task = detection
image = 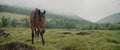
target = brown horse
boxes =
[30,8,46,45]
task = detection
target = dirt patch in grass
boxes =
[25,39,31,42]
[0,29,10,37]
[0,42,35,50]
[76,32,91,35]
[107,39,120,44]
[62,45,76,50]
[60,32,72,35]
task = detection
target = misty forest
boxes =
[0,0,120,50]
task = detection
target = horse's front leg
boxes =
[40,30,45,45]
[31,31,34,44]
[31,26,35,44]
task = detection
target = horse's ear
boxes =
[43,10,46,15]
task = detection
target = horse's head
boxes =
[35,8,46,31]
[35,8,46,21]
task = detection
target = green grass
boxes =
[0,28,120,50]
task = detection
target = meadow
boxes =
[0,28,120,50]
[0,12,120,50]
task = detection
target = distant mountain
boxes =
[97,12,120,23]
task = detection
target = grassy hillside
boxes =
[0,28,120,50]
[0,5,31,15]
[97,12,120,23]
[0,12,28,20]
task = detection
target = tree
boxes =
[64,21,77,29]
[21,18,30,28]
[11,18,18,27]
[1,16,10,27]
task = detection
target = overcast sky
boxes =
[0,0,120,22]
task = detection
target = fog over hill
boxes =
[0,0,120,22]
